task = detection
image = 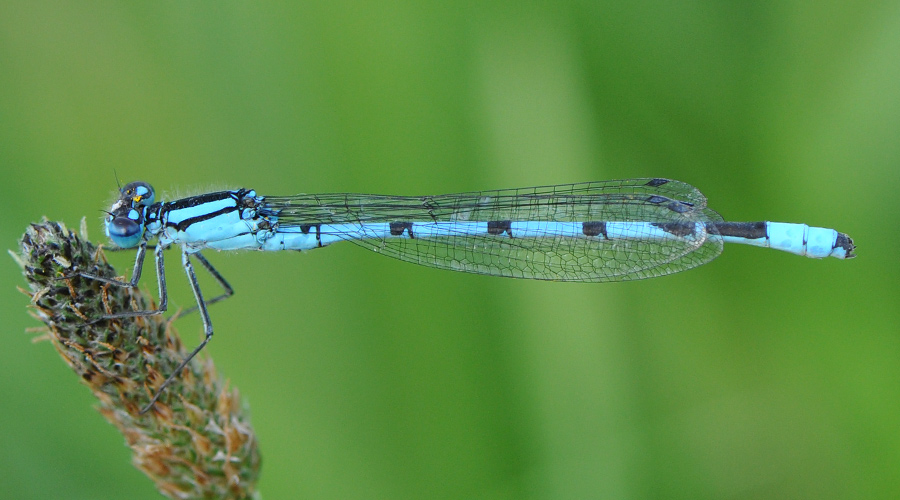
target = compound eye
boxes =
[106,209,145,248]
[121,181,156,206]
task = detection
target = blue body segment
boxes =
[97,178,855,412]
[718,222,844,259]
[107,178,854,276]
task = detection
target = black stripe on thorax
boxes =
[163,190,251,232]
[165,190,243,210]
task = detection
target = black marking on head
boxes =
[652,222,697,237]
[582,221,608,238]
[389,222,415,238]
[117,181,157,210]
[645,178,669,187]
[487,220,512,237]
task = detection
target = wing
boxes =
[261,178,725,282]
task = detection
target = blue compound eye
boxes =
[121,181,156,207]
[106,209,145,248]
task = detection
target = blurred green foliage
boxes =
[1,2,897,499]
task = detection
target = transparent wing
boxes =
[262,178,725,282]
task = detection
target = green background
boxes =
[2,2,897,499]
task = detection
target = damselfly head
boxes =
[120,181,156,207]
[105,203,146,249]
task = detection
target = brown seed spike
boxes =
[15,220,260,499]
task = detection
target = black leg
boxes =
[93,243,168,321]
[141,249,214,414]
[74,242,147,288]
[170,251,234,320]
[65,243,169,322]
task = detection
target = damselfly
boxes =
[78,178,855,412]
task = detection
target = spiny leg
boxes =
[103,243,168,320]
[64,243,169,322]
[141,249,214,414]
[67,242,147,289]
[170,252,234,320]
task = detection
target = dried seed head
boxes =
[16,220,261,499]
